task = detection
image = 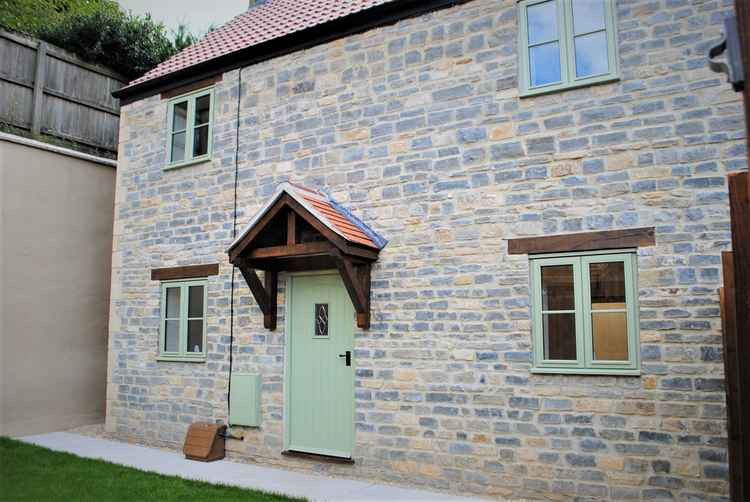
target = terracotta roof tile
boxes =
[128,0,397,87]
[302,194,378,249]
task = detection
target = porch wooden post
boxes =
[264,270,278,331]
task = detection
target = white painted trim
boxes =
[0,131,117,167]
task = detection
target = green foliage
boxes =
[37,8,176,80]
[0,0,210,81]
[0,0,118,35]
[173,23,216,52]
[0,437,304,502]
[172,23,198,53]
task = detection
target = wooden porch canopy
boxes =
[227,183,386,330]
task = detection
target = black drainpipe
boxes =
[227,67,243,422]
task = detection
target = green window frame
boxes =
[158,279,208,362]
[518,0,619,97]
[165,87,214,169]
[530,250,640,375]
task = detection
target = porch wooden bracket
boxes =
[238,261,278,330]
[333,251,371,329]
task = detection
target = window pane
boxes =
[589,261,626,310]
[572,0,606,35]
[315,304,329,337]
[171,132,186,162]
[543,313,576,360]
[530,42,561,87]
[195,95,210,126]
[575,31,609,77]
[527,1,558,44]
[166,287,181,318]
[187,320,203,353]
[592,312,628,360]
[193,125,209,157]
[172,101,188,131]
[541,264,574,310]
[188,285,204,318]
[164,320,179,352]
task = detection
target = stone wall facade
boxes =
[107,0,746,499]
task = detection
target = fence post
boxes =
[31,41,47,136]
[728,171,750,499]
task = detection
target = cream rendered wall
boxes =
[0,135,115,436]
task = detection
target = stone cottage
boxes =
[108,0,745,499]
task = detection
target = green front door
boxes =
[286,272,355,458]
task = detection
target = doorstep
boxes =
[20,432,484,501]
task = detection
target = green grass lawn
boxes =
[0,437,305,501]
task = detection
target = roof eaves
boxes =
[113,0,471,104]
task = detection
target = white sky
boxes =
[117,0,248,38]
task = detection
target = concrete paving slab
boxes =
[20,432,483,501]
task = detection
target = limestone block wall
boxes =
[107,0,745,499]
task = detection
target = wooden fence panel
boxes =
[0,35,35,83]
[0,29,126,154]
[0,80,32,128]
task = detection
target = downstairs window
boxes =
[159,279,207,361]
[530,251,640,375]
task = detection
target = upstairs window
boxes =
[166,88,213,168]
[159,279,207,361]
[518,0,619,96]
[530,251,640,375]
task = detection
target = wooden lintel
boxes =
[248,241,332,259]
[335,254,370,329]
[507,227,656,255]
[160,74,222,100]
[151,263,220,281]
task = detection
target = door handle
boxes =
[338,351,351,367]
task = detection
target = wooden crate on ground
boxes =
[183,422,226,462]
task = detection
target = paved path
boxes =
[21,432,481,501]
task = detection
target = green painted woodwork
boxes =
[229,373,262,427]
[157,279,207,362]
[285,272,355,458]
[530,251,640,375]
[518,0,619,97]
[165,87,214,170]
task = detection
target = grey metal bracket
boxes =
[708,14,744,92]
